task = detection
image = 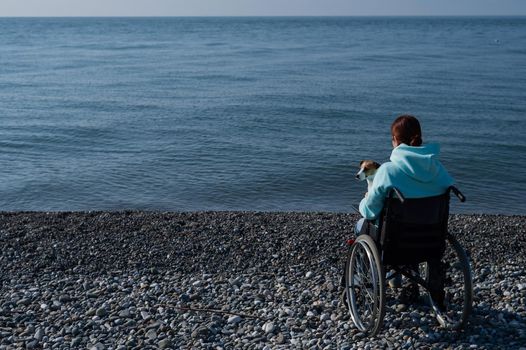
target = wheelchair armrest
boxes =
[449,186,466,202]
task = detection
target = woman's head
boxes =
[391,115,423,148]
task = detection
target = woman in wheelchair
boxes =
[345,115,472,335]
[357,115,454,307]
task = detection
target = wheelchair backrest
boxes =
[379,189,450,265]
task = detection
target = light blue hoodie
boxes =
[359,143,454,220]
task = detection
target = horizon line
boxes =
[1,14,526,18]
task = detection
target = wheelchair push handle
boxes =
[390,187,405,203]
[449,186,466,202]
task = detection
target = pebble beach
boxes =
[0,212,525,349]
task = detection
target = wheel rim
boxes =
[347,240,380,332]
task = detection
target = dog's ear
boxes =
[373,161,381,169]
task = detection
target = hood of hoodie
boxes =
[390,143,442,183]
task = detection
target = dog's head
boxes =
[356,160,381,181]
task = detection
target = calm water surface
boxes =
[0,17,525,214]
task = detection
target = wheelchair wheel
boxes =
[345,234,385,336]
[421,234,473,330]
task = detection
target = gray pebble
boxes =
[0,212,524,350]
[191,326,210,339]
[96,307,108,317]
[34,328,44,341]
[118,309,131,318]
[71,337,82,347]
[227,315,242,324]
[145,329,157,340]
[158,339,172,349]
[263,321,275,334]
[25,340,38,349]
[89,343,105,350]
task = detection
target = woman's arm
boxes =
[358,166,390,220]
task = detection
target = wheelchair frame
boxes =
[345,186,473,336]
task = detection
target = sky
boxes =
[0,0,525,17]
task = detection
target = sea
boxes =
[0,17,525,214]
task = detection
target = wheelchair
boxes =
[345,186,473,336]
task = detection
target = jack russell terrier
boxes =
[356,160,381,195]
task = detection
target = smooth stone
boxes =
[158,339,172,349]
[71,337,82,347]
[145,329,157,340]
[86,308,96,317]
[124,320,136,327]
[263,321,275,334]
[23,325,36,336]
[118,309,131,318]
[26,340,38,349]
[16,299,30,306]
[227,315,242,324]
[395,304,407,312]
[179,294,190,303]
[71,327,80,336]
[89,342,105,350]
[96,307,108,317]
[145,322,160,331]
[52,337,64,344]
[191,326,210,339]
[58,295,71,303]
[325,281,336,292]
[229,277,242,286]
[34,328,44,341]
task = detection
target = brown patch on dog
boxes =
[359,160,381,177]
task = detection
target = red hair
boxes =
[391,115,422,146]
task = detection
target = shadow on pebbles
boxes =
[0,212,525,349]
